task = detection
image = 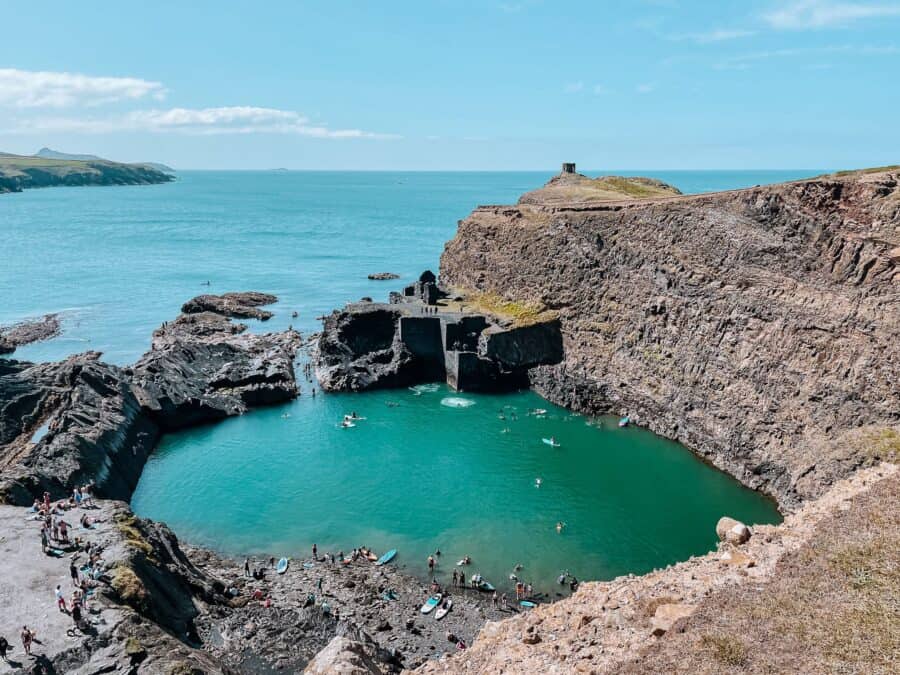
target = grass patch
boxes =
[858,428,900,462]
[466,292,556,327]
[700,633,748,667]
[114,512,156,558]
[111,563,149,609]
[832,165,900,177]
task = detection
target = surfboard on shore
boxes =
[375,549,397,566]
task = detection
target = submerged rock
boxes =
[368,272,400,281]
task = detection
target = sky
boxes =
[1,0,898,170]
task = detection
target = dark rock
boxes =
[0,313,61,354]
[132,312,301,430]
[0,353,158,504]
[181,291,277,321]
[368,273,400,280]
[314,307,422,392]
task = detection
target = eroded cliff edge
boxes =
[440,169,900,509]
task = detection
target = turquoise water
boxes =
[0,170,802,591]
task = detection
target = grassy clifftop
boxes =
[0,152,173,194]
[518,171,682,206]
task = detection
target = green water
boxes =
[132,381,780,593]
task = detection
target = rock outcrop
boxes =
[314,297,563,393]
[132,311,300,430]
[181,291,278,321]
[440,169,900,508]
[0,353,158,505]
[0,313,61,354]
[0,297,301,504]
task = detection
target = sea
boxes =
[2,170,816,592]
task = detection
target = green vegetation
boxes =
[466,292,557,327]
[0,151,172,193]
[114,512,156,558]
[700,633,749,667]
[519,173,682,205]
[111,563,149,609]
[832,165,900,177]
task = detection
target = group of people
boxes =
[6,487,110,665]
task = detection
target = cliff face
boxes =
[441,170,900,509]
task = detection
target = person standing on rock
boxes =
[69,560,79,585]
[55,585,67,613]
[0,635,9,662]
[244,558,250,577]
[20,626,33,656]
[312,543,317,560]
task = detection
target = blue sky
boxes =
[1,1,898,169]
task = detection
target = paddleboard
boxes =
[421,594,442,614]
[542,438,560,447]
[276,557,289,574]
[519,600,537,608]
[375,549,397,566]
[435,599,453,620]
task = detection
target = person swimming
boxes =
[556,521,565,533]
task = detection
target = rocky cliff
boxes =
[0,295,301,504]
[441,169,900,509]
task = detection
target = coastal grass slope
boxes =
[0,151,173,194]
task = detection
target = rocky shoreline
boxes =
[0,293,505,673]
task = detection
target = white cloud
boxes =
[715,43,899,68]
[4,105,396,139]
[593,84,612,95]
[672,28,757,43]
[563,81,584,93]
[636,83,656,94]
[0,68,165,108]
[764,1,900,29]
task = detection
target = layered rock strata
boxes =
[440,169,900,508]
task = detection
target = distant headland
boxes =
[0,148,174,194]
